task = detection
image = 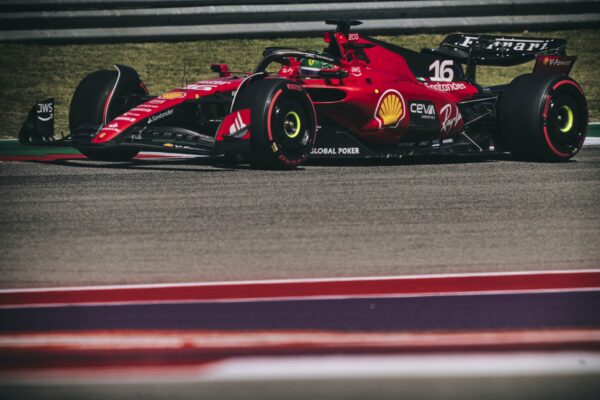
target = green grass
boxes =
[0,29,598,138]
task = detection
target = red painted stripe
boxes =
[3,329,598,351]
[0,153,188,162]
[267,89,283,141]
[553,79,584,95]
[0,154,86,162]
[1,271,599,308]
[1,329,599,371]
[543,124,571,158]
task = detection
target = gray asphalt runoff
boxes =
[1,147,599,288]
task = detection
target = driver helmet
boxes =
[300,53,333,76]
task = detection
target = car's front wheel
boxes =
[233,78,316,169]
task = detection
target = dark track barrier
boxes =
[0,0,599,43]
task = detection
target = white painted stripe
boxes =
[584,136,600,145]
[1,329,597,350]
[3,352,599,385]
[1,269,598,294]
[138,152,205,159]
[205,352,600,381]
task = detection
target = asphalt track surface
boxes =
[1,147,599,288]
[1,148,600,398]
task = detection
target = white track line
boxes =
[2,269,598,294]
[2,287,599,310]
[204,352,600,381]
[584,136,600,145]
[3,352,600,385]
[2,329,598,351]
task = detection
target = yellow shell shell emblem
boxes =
[375,90,405,128]
[160,91,186,100]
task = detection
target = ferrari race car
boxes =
[20,20,588,169]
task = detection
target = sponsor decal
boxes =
[534,55,576,75]
[409,101,436,121]
[277,154,304,166]
[312,53,335,63]
[287,83,302,91]
[439,104,463,134]
[131,107,154,113]
[351,66,362,77]
[115,116,137,122]
[124,112,141,117]
[228,111,248,138]
[159,91,186,100]
[429,60,454,82]
[185,81,230,91]
[99,122,121,132]
[424,82,467,92]
[149,99,167,105]
[457,35,552,52]
[36,101,53,122]
[216,109,251,140]
[280,66,295,75]
[163,143,174,148]
[147,108,174,124]
[348,33,360,41]
[192,80,229,86]
[374,89,406,129]
[310,147,360,155]
[544,58,570,67]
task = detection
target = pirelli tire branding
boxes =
[258,81,317,168]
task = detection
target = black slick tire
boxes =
[70,70,139,161]
[233,78,316,169]
[499,73,588,161]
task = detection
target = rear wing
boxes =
[424,34,572,81]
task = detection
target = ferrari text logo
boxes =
[374,90,405,128]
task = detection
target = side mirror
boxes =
[211,64,230,78]
[317,69,349,79]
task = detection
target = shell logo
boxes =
[374,90,405,128]
[159,91,187,100]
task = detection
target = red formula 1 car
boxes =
[20,20,588,169]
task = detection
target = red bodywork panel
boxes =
[92,80,244,144]
[277,32,477,144]
[93,32,480,147]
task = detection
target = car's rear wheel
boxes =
[499,73,588,161]
[70,70,139,161]
[233,78,316,169]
